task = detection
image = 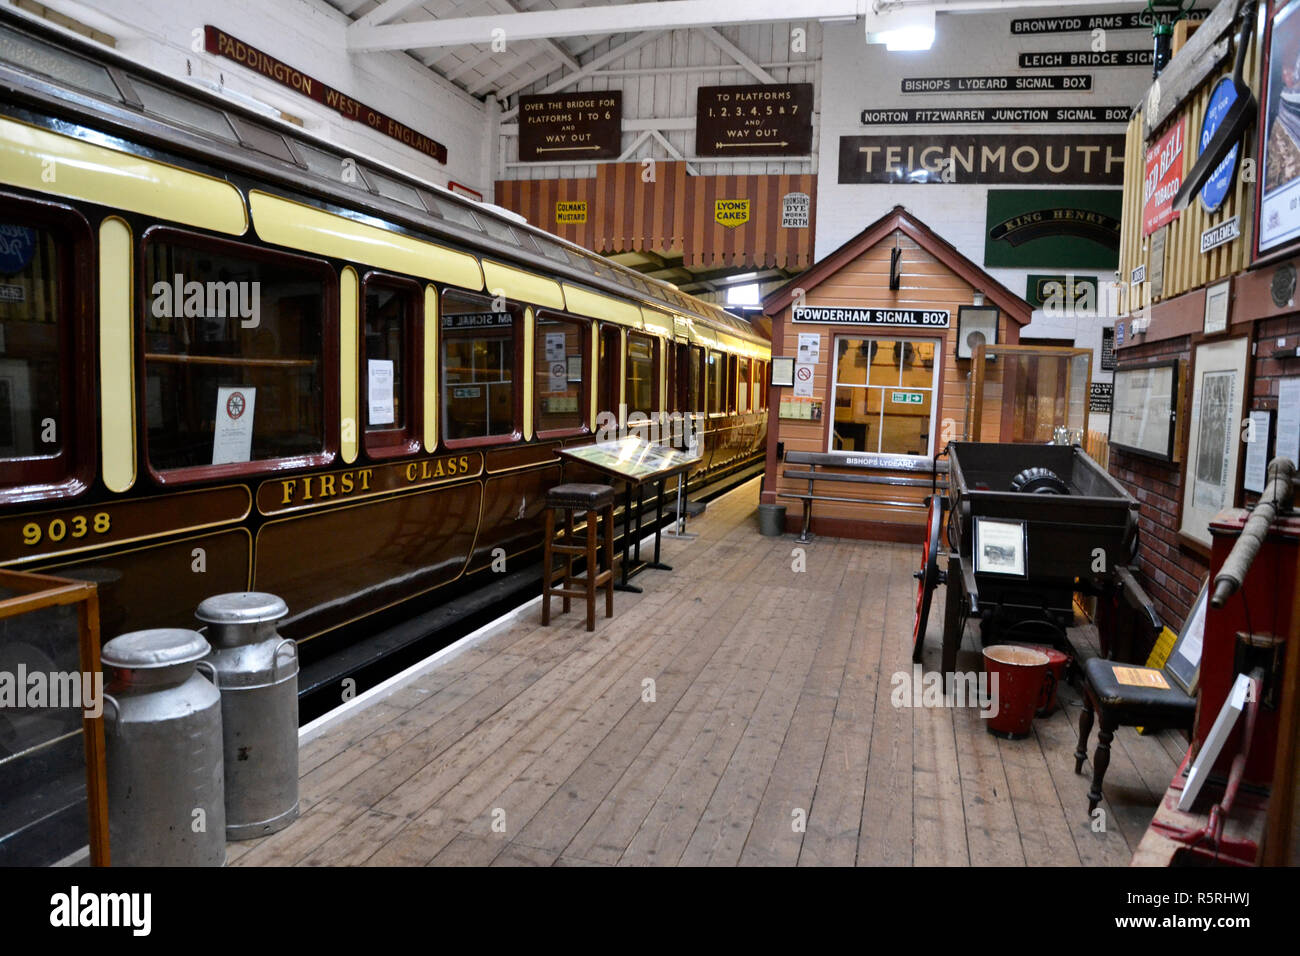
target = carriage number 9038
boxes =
[22,512,112,546]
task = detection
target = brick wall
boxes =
[1109,334,1202,630]
[1109,315,1300,630]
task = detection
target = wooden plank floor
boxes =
[227,478,1178,867]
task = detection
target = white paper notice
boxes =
[1277,377,1300,469]
[797,333,821,364]
[368,359,395,425]
[1244,410,1271,493]
[793,362,815,397]
[212,386,255,465]
[548,360,567,393]
[545,332,565,363]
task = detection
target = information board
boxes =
[1110,360,1181,460]
[696,83,813,157]
[519,92,622,162]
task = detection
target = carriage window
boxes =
[363,275,419,457]
[706,351,725,414]
[0,202,95,499]
[738,357,751,412]
[535,313,586,434]
[625,333,656,418]
[830,337,938,458]
[142,233,330,475]
[441,291,518,442]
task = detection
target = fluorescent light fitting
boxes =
[880,26,935,51]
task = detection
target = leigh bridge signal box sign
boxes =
[696,84,813,158]
[519,92,622,162]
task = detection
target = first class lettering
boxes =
[277,456,472,506]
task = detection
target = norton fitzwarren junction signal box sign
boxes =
[838,133,1125,185]
[696,84,813,158]
[203,26,447,164]
[792,306,950,328]
[518,92,622,162]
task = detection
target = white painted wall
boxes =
[20,0,490,193]
[815,4,1155,300]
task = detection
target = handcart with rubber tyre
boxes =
[913,441,1162,673]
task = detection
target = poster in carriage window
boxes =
[1257,0,1300,256]
[213,386,255,464]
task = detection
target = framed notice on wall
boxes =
[1255,0,1300,259]
[1179,335,1251,550]
[1109,359,1183,461]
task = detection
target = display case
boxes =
[964,344,1093,444]
[0,569,108,866]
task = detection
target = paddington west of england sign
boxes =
[203,26,448,163]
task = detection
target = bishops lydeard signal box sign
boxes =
[519,92,622,162]
[793,306,951,328]
[696,84,813,158]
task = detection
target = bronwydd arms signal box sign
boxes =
[203,26,447,163]
[519,92,622,162]
[696,84,813,157]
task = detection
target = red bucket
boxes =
[982,644,1056,739]
[1007,644,1070,716]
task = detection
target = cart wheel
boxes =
[912,496,943,663]
[1010,466,1069,495]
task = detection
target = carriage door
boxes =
[599,325,622,429]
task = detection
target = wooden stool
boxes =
[541,483,616,631]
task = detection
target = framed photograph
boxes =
[1179,335,1251,550]
[1256,0,1300,261]
[974,517,1027,577]
[1166,577,1207,696]
[1203,279,1231,335]
[770,356,795,387]
[956,305,999,360]
[1109,359,1184,461]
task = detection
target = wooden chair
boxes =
[541,483,616,632]
[1074,580,1205,813]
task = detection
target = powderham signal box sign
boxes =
[793,306,950,328]
[696,84,813,157]
[518,92,622,162]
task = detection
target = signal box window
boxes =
[535,312,586,435]
[362,274,420,458]
[830,337,938,458]
[142,230,332,477]
[441,290,519,442]
[705,351,724,414]
[0,199,92,498]
[625,333,656,418]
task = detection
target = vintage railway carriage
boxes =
[0,12,768,679]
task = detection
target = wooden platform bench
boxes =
[778,451,948,542]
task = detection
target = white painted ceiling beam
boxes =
[498,30,661,113]
[347,0,864,50]
[700,26,774,85]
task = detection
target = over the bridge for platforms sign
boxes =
[984,189,1123,269]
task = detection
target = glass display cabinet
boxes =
[963,343,1092,444]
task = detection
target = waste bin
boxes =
[758,503,786,537]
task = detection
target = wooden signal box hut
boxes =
[761,205,1032,541]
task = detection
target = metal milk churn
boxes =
[195,592,299,840]
[101,629,226,867]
